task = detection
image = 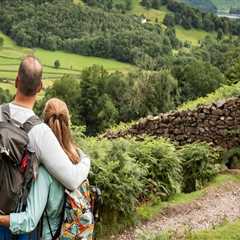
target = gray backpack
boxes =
[0,104,41,214]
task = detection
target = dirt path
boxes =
[116,174,240,240]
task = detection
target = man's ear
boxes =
[36,81,43,93]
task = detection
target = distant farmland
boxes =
[0,32,135,95]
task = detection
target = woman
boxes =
[0,98,93,239]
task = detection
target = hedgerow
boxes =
[76,134,220,237]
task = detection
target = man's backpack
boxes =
[46,180,103,240]
[0,104,41,214]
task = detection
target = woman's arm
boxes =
[8,167,51,234]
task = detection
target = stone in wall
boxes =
[103,97,240,149]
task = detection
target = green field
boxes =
[75,0,216,46]
[187,220,240,240]
[211,0,240,11]
[130,0,171,23]
[129,0,216,46]
[0,31,135,94]
[175,26,216,45]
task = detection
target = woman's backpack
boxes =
[0,104,41,214]
[47,180,102,240]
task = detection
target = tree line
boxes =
[83,0,133,12]
[2,35,240,135]
[141,0,240,36]
[34,35,240,135]
[0,0,180,66]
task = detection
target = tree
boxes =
[129,70,179,117]
[54,60,60,69]
[163,14,175,27]
[152,0,161,9]
[79,65,118,135]
[125,0,133,11]
[178,60,226,101]
[141,0,152,9]
[226,60,240,84]
[217,29,224,41]
[36,75,81,124]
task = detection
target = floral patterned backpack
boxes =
[47,179,102,240]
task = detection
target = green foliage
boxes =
[166,0,240,35]
[186,219,240,240]
[179,142,220,193]
[137,230,171,240]
[0,0,174,65]
[225,59,240,84]
[39,66,179,135]
[78,138,147,221]
[35,74,81,124]
[129,70,179,117]
[179,81,240,111]
[163,14,175,27]
[173,59,225,102]
[0,87,12,104]
[54,59,60,69]
[181,0,217,13]
[131,138,182,198]
[79,65,119,135]
[223,147,240,169]
[141,0,164,10]
[74,131,221,237]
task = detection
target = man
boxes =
[0,55,90,238]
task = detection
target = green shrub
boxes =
[223,147,240,169]
[0,87,12,104]
[179,82,240,111]
[78,138,147,218]
[131,138,182,199]
[179,143,220,193]
[137,229,171,240]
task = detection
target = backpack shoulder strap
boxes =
[52,193,67,240]
[23,115,42,134]
[1,103,11,122]
[1,103,23,127]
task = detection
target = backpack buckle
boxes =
[0,146,10,156]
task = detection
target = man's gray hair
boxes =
[18,55,43,96]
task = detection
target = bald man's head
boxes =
[17,56,43,96]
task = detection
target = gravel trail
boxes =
[116,175,240,240]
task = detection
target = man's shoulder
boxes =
[30,122,52,134]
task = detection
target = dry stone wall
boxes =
[104,97,240,149]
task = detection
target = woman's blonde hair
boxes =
[43,98,80,164]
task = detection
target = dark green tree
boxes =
[217,29,224,41]
[163,14,175,27]
[79,65,118,135]
[54,60,60,69]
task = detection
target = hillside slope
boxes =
[180,0,217,13]
[211,0,240,11]
[182,0,240,12]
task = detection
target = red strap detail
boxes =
[20,152,29,173]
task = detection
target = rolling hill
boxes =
[181,0,240,12]
[180,0,217,13]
